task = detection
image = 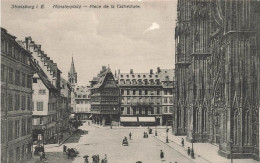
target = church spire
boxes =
[70,56,76,74]
[68,56,77,86]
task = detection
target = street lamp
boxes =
[191,132,194,159]
[166,122,169,143]
[230,139,233,163]
[155,125,157,136]
[42,127,46,148]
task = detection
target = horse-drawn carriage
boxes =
[34,145,44,156]
[67,148,79,159]
[143,132,148,138]
[122,139,128,146]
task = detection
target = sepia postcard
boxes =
[1,0,260,163]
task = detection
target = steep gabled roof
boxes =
[92,67,115,89]
[30,58,56,90]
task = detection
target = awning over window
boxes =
[138,117,156,122]
[120,117,138,122]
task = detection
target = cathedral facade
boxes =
[173,0,259,160]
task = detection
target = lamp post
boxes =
[191,132,194,159]
[166,122,169,143]
[230,139,233,163]
[42,127,46,148]
[155,125,157,136]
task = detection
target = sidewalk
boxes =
[27,132,75,163]
[91,123,172,129]
[155,129,258,163]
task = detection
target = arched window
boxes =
[234,110,239,145]
[177,108,181,128]
[183,107,187,128]
[244,110,250,145]
[202,108,207,132]
[196,109,199,132]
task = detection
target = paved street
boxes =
[31,122,259,163]
[69,123,192,163]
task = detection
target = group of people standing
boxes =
[63,145,78,159]
[84,154,107,163]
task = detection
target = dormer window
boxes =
[121,75,123,77]
[120,79,125,84]
[126,79,130,84]
[156,79,160,85]
[132,75,135,77]
[126,75,129,78]
[138,75,140,78]
[150,79,154,85]
[143,75,146,78]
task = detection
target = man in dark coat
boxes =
[63,145,67,154]
[187,147,191,155]
[129,132,132,140]
[160,150,164,161]
[181,138,184,146]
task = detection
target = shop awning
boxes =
[120,117,138,122]
[138,117,156,122]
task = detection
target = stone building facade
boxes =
[117,68,173,126]
[1,28,34,163]
[173,0,259,160]
[24,37,62,145]
[74,85,91,120]
[60,77,72,131]
[90,66,120,126]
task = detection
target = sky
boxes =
[1,0,177,85]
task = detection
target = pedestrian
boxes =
[104,154,107,162]
[67,148,71,159]
[160,150,164,161]
[84,157,89,163]
[42,152,45,159]
[58,139,61,145]
[129,132,132,140]
[181,138,184,146]
[63,145,67,154]
[101,154,107,163]
[187,147,191,155]
[39,152,43,161]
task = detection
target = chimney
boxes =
[102,66,106,71]
[25,37,32,50]
[157,67,161,73]
[130,69,133,74]
[150,69,153,74]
